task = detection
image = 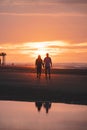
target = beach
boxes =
[0,66,87,105]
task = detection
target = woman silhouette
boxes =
[35,55,43,79]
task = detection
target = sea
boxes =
[16,62,87,69]
[53,63,87,69]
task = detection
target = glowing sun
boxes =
[34,42,48,58]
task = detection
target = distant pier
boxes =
[0,52,6,66]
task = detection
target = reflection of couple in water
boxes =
[35,101,52,114]
[35,53,52,79]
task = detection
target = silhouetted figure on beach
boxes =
[35,101,43,112]
[43,102,52,114]
[35,55,43,79]
[44,53,52,79]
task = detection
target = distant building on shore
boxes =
[0,52,7,66]
[0,58,1,66]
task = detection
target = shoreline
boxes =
[0,65,87,75]
[0,70,87,105]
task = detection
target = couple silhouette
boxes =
[35,53,52,79]
[35,101,52,113]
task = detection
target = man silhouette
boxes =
[43,102,52,113]
[44,53,52,79]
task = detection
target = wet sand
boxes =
[0,66,87,105]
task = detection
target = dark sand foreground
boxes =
[0,66,87,105]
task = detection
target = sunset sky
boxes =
[0,0,87,65]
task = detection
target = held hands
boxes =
[42,63,44,68]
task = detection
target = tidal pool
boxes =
[0,101,87,130]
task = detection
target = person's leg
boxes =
[37,67,39,78]
[38,67,41,79]
[45,67,47,79]
[48,67,51,79]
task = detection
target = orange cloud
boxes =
[0,41,87,64]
